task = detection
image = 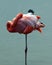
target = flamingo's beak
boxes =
[36,16,41,19]
[37,28,42,32]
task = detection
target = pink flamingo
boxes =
[6,9,45,65]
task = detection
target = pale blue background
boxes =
[0,0,52,65]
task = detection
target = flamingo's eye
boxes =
[40,22,43,24]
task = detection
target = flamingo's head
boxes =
[36,21,45,32]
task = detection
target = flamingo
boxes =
[6,9,45,65]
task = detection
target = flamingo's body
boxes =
[7,11,45,34]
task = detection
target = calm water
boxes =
[0,0,52,65]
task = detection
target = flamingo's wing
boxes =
[23,26,33,34]
[12,13,23,27]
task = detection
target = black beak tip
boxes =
[28,9,34,14]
